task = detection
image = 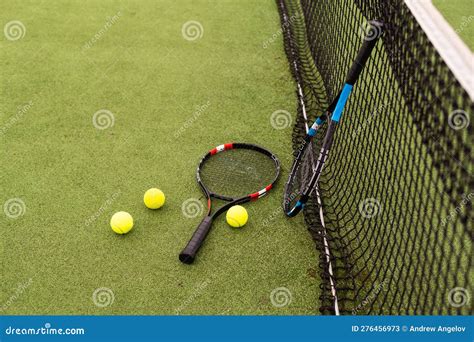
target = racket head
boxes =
[197,143,280,206]
[283,116,327,216]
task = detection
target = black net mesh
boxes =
[278,0,473,315]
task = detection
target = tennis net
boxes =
[278,0,473,315]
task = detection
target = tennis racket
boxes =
[283,20,383,217]
[179,143,280,264]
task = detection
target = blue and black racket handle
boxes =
[307,20,384,135]
[288,20,383,217]
[346,20,384,85]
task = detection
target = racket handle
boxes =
[179,216,213,264]
[345,20,383,85]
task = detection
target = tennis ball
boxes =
[226,205,248,228]
[110,211,134,234]
[144,188,165,209]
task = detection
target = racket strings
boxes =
[286,132,324,209]
[200,149,277,198]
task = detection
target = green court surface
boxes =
[1,0,471,316]
[1,0,318,315]
[433,0,474,50]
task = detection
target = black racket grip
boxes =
[345,20,383,85]
[179,216,213,264]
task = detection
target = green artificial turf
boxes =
[0,0,319,315]
[433,0,474,50]
[2,0,471,317]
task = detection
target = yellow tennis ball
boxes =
[226,205,248,228]
[110,211,134,234]
[144,188,165,209]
